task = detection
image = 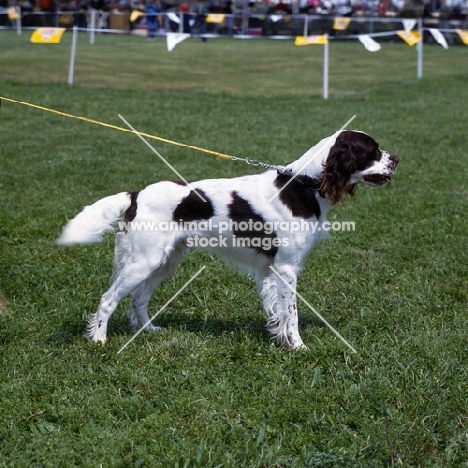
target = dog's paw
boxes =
[291,342,308,351]
[143,324,162,334]
[130,321,162,334]
[89,333,107,344]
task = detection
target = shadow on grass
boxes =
[147,310,269,338]
[48,305,338,346]
[46,311,267,345]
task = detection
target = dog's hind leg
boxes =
[88,263,156,343]
[88,235,183,343]
[128,243,187,333]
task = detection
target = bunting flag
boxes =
[402,19,416,31]
[167,12,181,24]
[7,7,20,20]
[397,30,421,46]
[206,14,225,23]
[333,17,351,31]
[456,29,468,44]
[166,32,190,52]
[358,34,381,52]
[295,35,328,46]
[30,28,66,44]
[269,15,283,23]
[429,28,448,49]
[130,10,144,22]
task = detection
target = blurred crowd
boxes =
[1,0,467,29]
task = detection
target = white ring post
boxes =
[303,14,308,37]
[68,26,78,86]
[323,35,329,99]
[16,7,22,35]
[90,9,96,44]
[417,17,423,79]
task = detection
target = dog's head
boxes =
[319,130,399,204]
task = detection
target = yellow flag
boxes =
[397,30,421,46]
[7,7,20,20]
[456,29,468,45]
[31,28,66,44]
[295,35,328,46]
[130,10,144,22]
[333,17,351,30]
[58,13,73,26]
[206,14,225,24]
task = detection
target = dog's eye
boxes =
[359,149,381,170]
[367,150,382,164]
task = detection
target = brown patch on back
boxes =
[228,191,278,259]
[125,191,140,222]
[173,189,214,222]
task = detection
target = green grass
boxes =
[1,31,468,467]
[1,29,468,96]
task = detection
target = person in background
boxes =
[146,0,162,40]
[37,0,56,26]
[194,0,209,41]
[18,0,34,27]
[223,0,233,35]
[0,0,7,27]
[179,2,191,33]
[73,0,88,28]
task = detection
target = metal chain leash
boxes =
[230,155,281,171]
[230,155,307,184]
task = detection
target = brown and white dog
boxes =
[58,130,399,349]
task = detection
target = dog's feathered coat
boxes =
[58,130,399,349]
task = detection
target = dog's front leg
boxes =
[275,266,306,349]
[259,267,306,350]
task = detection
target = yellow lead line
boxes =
[0,95,234,160]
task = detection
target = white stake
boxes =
[323,35,329,99]
[417,17,423,79]
[16,7,22,36]
[68,26,78,86]
[90,9,96,45]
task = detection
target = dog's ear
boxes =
[319,140,357,205]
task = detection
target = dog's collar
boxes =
[276,168,323,192]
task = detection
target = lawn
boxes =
[0,30,467,467]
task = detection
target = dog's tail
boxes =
[57,192,131,246]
